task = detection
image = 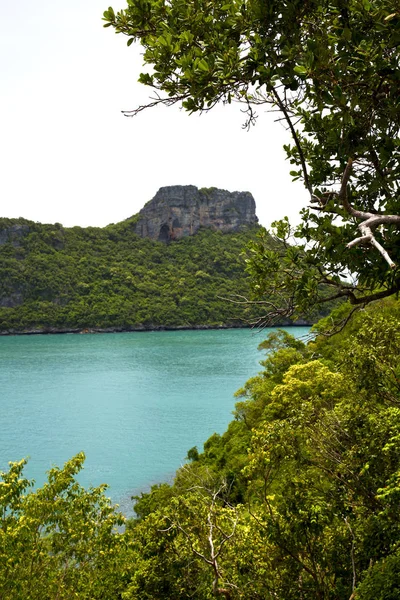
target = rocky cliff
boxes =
[0,223,31,247]
[134,186,258,242]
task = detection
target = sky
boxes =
[0,0,308,229]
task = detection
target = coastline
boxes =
[0,320,312,336]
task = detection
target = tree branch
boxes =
[121,92,189,116]
[346,222,396,269]
[271,88,312,195]
[320,158,400,269]
[344,517,357,594]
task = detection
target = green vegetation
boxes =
[2,299,400,598]
[104,0,400,322]
[126,299,400,599]
[2,1,400,595]
[0,453,128,599]
[0,218,270,333]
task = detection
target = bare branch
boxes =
[347,282,400,305]
[346,222,396,269]
[313,158,400,269]
[344,517,357,594]
[338,158,373,220]
[271,87,312,195]
[122,93,188,116]
[316,306,362,337]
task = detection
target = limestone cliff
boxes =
[134,186,258,242]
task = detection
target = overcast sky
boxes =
[1,0,308,229]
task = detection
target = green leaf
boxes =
[197,58,209,72]
[293,65,308,75]
[342,27,352,41]
[138,72,153,85]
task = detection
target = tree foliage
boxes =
[104,0,400,323]
[125,299,400,599]
[0,453,130,599]
[0,220,268,332]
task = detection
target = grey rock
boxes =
[134,185,258,242]
[0,294,23,308]
[0,224,30,247]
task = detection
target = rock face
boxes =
[134,186,258,242]
[0,224,30,247]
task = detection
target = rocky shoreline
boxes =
[0,320,312,336]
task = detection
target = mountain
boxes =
[0,187,265,334]
[134,186,258,242]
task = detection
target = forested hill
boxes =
[0,212,269,334]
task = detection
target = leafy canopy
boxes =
[122,300,400,599]
[0,221,264,332]
[0,453,130,600]
[104,0,400,323]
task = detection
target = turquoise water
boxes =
[0,327,308,514]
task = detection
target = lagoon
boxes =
[0,327,308,514]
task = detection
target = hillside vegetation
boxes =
[1,300,400,598]
[0,217,268,333]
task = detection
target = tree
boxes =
[0,453,130,599]
[123,301,400,598]
[126,464,281,599]
[103,0,400,324]
[230,303,400,598]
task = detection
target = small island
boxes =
[0,186,315,335]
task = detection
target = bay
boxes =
[0,327,308,514]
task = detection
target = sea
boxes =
[0,327,309,515]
